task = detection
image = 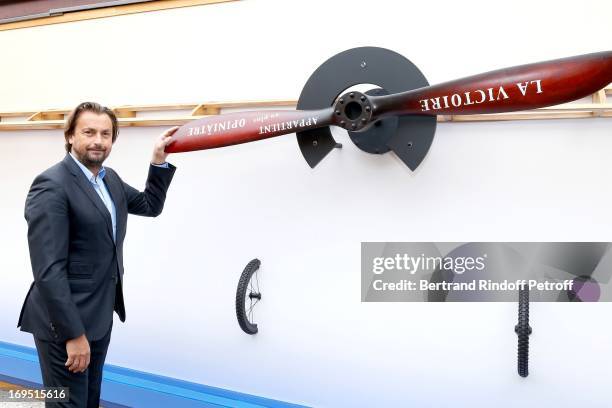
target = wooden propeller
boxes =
[166,51,612,154]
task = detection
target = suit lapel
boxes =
[62,155,114,241]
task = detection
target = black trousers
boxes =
[34,325,112,408]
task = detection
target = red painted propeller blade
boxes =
[370,51,612,117]
[166,108,334,153]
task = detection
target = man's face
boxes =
[68,111,114,168]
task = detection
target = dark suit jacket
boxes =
[18,154,176,342]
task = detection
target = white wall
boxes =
[1,1,611,406]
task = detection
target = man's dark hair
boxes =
[64,102,119,153]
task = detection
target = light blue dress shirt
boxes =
[69,153,117,242]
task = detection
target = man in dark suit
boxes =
[17,102,178,407]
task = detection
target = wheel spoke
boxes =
[248,301,255,318]
[247,298,260,323]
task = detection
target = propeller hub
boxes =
[333,91,373,131]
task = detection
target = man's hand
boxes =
[65,334,90,373]
[151,126,179,165]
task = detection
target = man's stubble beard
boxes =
[74,148,109,169]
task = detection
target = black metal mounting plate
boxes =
[296,46,437,170]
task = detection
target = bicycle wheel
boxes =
[236,259,262,335]
[515,286,532,377]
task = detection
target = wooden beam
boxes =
[591,90,607,117]
[0,111,38,118]
[1,90,610,130]
[196,100,297,109]
[27,110,68,121]
[191,104,221,116]
[189,100,296,116]
[0,0,238,32]
[0,120,65,130]
[112,103,202,112]
[0,100,297,126]
[537,103,612,112]
[592,89,607,103]
[113,108,137,118]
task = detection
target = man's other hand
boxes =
[65,334,90,373]
[152,126,179,165]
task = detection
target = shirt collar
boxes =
[69,152,106,182]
